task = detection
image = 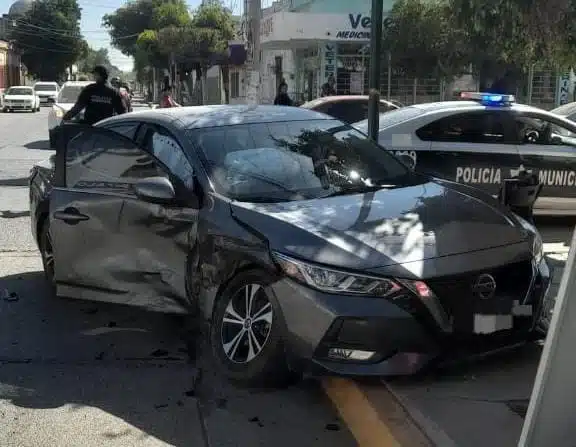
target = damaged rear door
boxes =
[51,125,198,312]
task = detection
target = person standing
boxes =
[273,82,293,105]
[63,65,126,124]
[159,86,181,108]
[320,75,337,97]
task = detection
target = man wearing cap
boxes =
[63,65,127,124]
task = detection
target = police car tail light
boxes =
[460,91,515,106]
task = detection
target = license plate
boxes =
[474,314,513,334]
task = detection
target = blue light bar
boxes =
[460,91,515,105]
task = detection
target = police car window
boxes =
[65,129,165,192]
[147,127,195,189]
[353,107,425,134]
[513,115,576,146]
[417,113,509,143]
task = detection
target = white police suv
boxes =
[354,92,576,215]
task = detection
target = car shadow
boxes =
[0,270,202,446]
[0,210,30,218]
[24,140,51,150]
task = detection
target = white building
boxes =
[230,0,401,104]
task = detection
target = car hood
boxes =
[4,95,33,100]
[230,180,528,271]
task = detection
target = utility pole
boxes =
[245,0,261,105]
[367,0,383,141]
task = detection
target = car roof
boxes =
[353,100,570,130]
[550,101,576,116]
[99,105,334,129]
[7,85,32,89]
[34,81,58,85]
[61,81,94,87]
[301,95,393,108]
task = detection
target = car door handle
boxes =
[53,208,89,222]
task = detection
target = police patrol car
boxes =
[354,92,576,215]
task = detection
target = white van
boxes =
[33,81,59,105]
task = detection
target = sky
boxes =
[1,0,242,72]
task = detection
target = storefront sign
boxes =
[323,44,336,83]
[335,14,393,40]
[556,72,571,106]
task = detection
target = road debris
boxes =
[1,289,18,302]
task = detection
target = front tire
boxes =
[210,269,291,387]
[39,222,57,298]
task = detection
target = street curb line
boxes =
[384,383,458,447]
[322,377,402,446]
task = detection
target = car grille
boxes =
[426,260,533,333]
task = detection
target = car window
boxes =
[416,112,513,144]
[354,106,425,133]
[142,125,195,189]
[34,84,58,92]
[65,129,167,193]
[106,123,139,140]
[58,85,90,104]
[6,87,33,95]
[188,119,414,203]
[512,114,576,147]
[324,101,368,124]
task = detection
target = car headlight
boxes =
[532,232,543,264]
[273,252,403,297]
[54,107,63,118]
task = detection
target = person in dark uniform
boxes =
[63,65,127,124]
[273,82,293,106]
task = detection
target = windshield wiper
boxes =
[318,184,392,198]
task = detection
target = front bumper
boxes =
[4,103,34,110]
[270,257,551,376]
[39,96,56,104]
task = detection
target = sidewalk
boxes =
[338,250,567,447]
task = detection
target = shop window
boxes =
[231,72,240,98]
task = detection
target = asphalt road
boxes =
[0,108,354,447]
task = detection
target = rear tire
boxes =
[210,269,292,387]
[39,221,57,298]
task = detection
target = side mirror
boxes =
[134,176,176,204]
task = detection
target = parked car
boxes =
[30,105,549,386]
[300,95,399,124]
[34,81,60,105]
[354,92,576,216]
[2,86,40,112]
[550,101,576,123]
[48,80,94,147]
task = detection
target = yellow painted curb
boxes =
[322,377,402,447]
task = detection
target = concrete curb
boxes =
[383,382,458,447]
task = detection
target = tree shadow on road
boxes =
[0,271,354,447]
[0,271,201,446]
[24,140,51,150]
[0,178,28,187]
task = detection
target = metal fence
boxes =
[225,69,563,110]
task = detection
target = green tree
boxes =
[10,0,85,80]
[77,47,111,73]
[383,0,469,81]
[450,0,576,88]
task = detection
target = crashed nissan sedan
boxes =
[29,105,550,385]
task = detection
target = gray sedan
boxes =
[29,105,549,385]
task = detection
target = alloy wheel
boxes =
[220,283,273,364]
